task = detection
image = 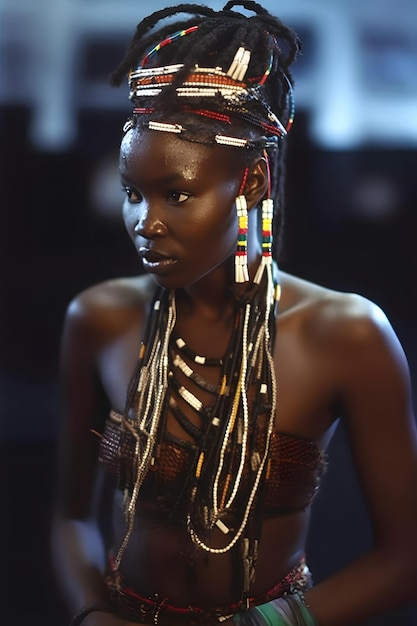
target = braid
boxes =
[223,1,268,14]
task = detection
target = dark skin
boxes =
[52,129,417,625]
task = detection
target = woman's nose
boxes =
[133,203,168,239]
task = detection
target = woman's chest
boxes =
[97,313,339,447]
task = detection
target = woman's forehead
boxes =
[121,127,210,163]
[119,127,241,180]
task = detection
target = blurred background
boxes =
[0,0,416,623]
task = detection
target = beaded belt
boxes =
[105,557,312,625]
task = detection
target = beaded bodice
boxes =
[99,410,326,516]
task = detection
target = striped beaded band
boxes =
[235,194,249,283]
[141,26,199,68]
[125,110,278,150]
[261,152,273,264]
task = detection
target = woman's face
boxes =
[120,128,245,289]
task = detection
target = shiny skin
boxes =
[120,128,252,290]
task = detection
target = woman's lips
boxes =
[139,247,178,273]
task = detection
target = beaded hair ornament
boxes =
[124,25,294,147]
[114,16,292,605]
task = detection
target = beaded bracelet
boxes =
[232,594,318,626]
[70,603,113,626]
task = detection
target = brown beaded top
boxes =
[98,411,326,516]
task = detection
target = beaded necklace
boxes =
[114,260,280,603]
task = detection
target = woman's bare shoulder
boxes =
[279,271,401,356]
[63,274,156,343]
[69,274,154,311]
[278,272,413,427]
[280,270,383,318]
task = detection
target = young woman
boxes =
[52,3,417,625]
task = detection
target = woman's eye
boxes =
[122,186,142,203]
[169,191,190,204]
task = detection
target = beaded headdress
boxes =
[123,25,295,148]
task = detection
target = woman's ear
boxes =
[243,157,268,210]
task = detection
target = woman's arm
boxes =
[305,295,417,625]
[51,293,123,624]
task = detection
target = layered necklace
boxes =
[115,260,280,602]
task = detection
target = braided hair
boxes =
[111,1,301,260]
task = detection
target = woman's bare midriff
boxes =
[111,491,310,608]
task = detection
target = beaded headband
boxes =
[123,111,279,150]
[125,25,294,146]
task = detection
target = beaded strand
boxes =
[141,26,199,68]
[235,167,250,283]
[114,291,176,569]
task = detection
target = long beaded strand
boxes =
[114,290,176,569]
[186,267,279,555]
